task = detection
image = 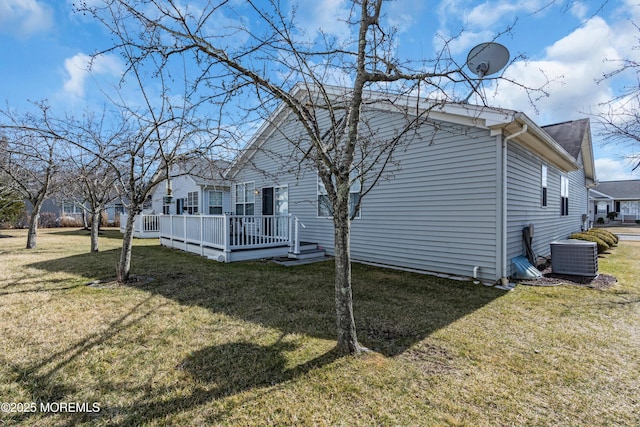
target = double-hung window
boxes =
[317,171,361,218]
[541,165,548,207]
[235,182,255,215]
[560,175,569,216]
[185,191,199,214]
[208,190,223,214]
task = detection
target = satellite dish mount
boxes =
[462,42,510,104]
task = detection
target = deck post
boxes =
[200,215,204,256]
[169,214,173,246]
[293,216,300,255]
[184,215,188,251]
[223,214,231,262]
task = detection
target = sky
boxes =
[1,0,640,181]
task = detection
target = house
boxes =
[24,197,124,228]
[122,157,231,238]
[149,157,231,216]
[159,86,596,284]
[590,180,640,223]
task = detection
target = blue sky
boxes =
[1,0,639,180]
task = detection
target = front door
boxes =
[262,187,274,235]
[262,186,288,236]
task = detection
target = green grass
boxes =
[1,228,639,426]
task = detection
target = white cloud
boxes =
[62,53,123,98]
[484,16,622,123]
[0,0,53,38]
[595,157,639,181]
[295,0,352,42]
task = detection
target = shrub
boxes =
[596,217,605,224]
[606,211,619,222]
[38,212,58,228]
[570,232,609,254]
[588,229,617,246]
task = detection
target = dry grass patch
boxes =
[0,228,638,426]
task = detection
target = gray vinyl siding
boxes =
[506,142,588,275]
[233,110,501,282]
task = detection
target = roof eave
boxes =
[490,114,581,172]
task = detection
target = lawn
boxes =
[0,228,638,426]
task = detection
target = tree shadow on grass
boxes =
[23,244,506,424]
[46,228,125,240]
[101,341,341,426]
[27,244,505,356]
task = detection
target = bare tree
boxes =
[79,0,527,353]
[596,23,640,172]
[58,129,120,252]
[0,108,63,249]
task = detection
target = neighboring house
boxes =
[218,87,596,284]
[149,158,231,215]
[590,180,640,223]
[25,197,124,227]
[121,157,231,239]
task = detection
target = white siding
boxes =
[506,142,588,275]
[151,175,231,215]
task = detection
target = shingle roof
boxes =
[172,157,229,186]
[592,180,640,199]
[541,118,590,160]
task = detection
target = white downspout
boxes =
[499,123,528,285]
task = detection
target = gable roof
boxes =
[541,118,596,185]
[592,180,640,200]
[227,83,588,178]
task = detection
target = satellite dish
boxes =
[462,42,510,103]
[466,42,510,78]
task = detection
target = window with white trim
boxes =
[317,171,361,218]
[541,165,548,207]
[185,191,199,214]
[235,182,255,215]
[560,175,569,216]
[208,190,223,214]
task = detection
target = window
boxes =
[317,171,361,218]
[541,165,548,207]
[235,182,255,215]
[162,204,171,215]
[185,191,199,214]
[208,190,223,214]
[597,201,608,214]
[62,200,83,214]
[560,175,569,216]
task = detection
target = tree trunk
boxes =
[26,211,39,249]
[90,210,101,252]
[333,198,360,354]
[26,200,44,249]
[118,210,136,283]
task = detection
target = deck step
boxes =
[288,243,325,260]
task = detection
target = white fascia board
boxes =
[489,113,580,172]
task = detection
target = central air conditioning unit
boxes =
[550,240,598,277]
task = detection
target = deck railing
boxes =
[120,213,161,238]
[158,213,303,254]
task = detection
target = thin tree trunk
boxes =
[118,211,136,283]
[90,210,101,252]
[333,198,360,354]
